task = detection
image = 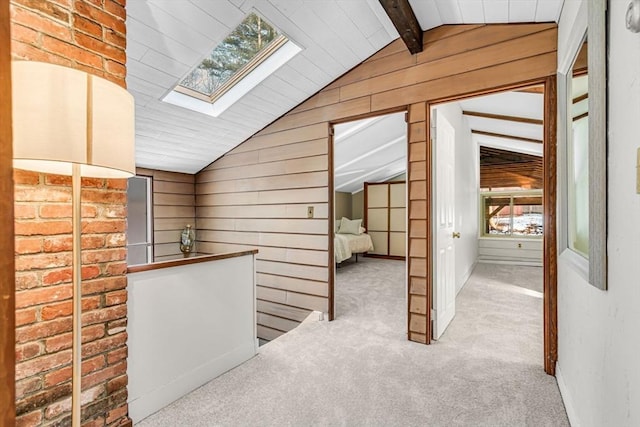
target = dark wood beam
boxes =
[463,110,543,125]
[379,0,423,54]
[472,129,543,144]
[0,0,16,425]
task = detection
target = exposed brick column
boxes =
[10,1,130,425]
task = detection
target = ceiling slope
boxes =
[126,0,564,174]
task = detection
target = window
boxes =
[126,176,153,265]
[163,12,301,117]
[559,1,607,290]
[568,73,589,257]
[177,13,286,100]
[481,191,543,238]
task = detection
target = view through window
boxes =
[178,12,286,100]
[481,191,543,237]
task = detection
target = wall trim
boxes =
[555,363,580,427]
[456,260,477,295]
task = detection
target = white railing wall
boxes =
[127,251,258,423]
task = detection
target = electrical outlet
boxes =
[307,206,314,218]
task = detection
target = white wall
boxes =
[127,254,258,423]
[556,1,640,426]
[478,238,542,266]
[436,103,479,294]
[335,191,352,220]
[352,190,364,220]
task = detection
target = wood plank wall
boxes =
[0,1,16,424]
[136,168,196,262]
[196,24,557,342]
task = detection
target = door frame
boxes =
[328,106,409,321]
[425,76,558,375]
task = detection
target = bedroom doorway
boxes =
[429,83,550,370]
[330,111,408,321]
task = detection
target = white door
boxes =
[432,109,456,340]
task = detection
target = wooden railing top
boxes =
[127,249,258,274]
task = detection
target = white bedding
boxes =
[334,233,374,263]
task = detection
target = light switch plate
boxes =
[307,206,314,218]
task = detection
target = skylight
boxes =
[163,12,300,117]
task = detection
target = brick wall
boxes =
[10,0,130,426]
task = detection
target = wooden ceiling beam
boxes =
[472,129,543,144]
[379,0,423,54]
[463,110,543,125]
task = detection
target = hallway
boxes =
[138,258,567,426]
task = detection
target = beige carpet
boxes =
[137,258,568,426]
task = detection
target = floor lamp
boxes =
[12,61,135,426]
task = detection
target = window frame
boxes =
[175,33,288,103]
[479,190,544,239]
[126,175,154,266]
[557,0,608,290]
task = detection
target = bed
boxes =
[334,217,374,264]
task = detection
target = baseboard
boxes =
[555,363,580,427]
[456,260,477,295]
[476,258,543,267]
[129,342,256,424]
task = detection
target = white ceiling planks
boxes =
[409,0,564,28]
[126,0,564,174]
[482,0,510,23]
[509,0,539,22]
[408,0,444,29]
[433,0,464,23]
[334,112,407,194]
[458,0,485,23]
[458,91,544,120]
[127,0,399,173]
[534,0,565,22]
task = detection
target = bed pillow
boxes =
[335,219,342,233]
[338,217,362,235]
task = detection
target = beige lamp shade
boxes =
[12,61,135,178]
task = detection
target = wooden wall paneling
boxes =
[196,203,329,220]
[420,24,484,45]
[256,97,371,137]
[407,102,430,343]
[371,52,557,111]
[340,28,556,102]
[258,273,329,297]
[0,0,15,424]
[137,168,196,262]
[195,24,558,343]
[234,123,328,152]
[198,171,328,194]
[416,23,556,65]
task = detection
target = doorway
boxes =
[428,80,556,373]
[330,111,408,320]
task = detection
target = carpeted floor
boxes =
[137,258,568,426]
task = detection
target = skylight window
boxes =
[163,12,300,117]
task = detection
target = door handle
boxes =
[452,232,461,238]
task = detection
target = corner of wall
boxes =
[555,363,581,427]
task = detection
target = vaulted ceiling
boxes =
[126,0,564,174]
